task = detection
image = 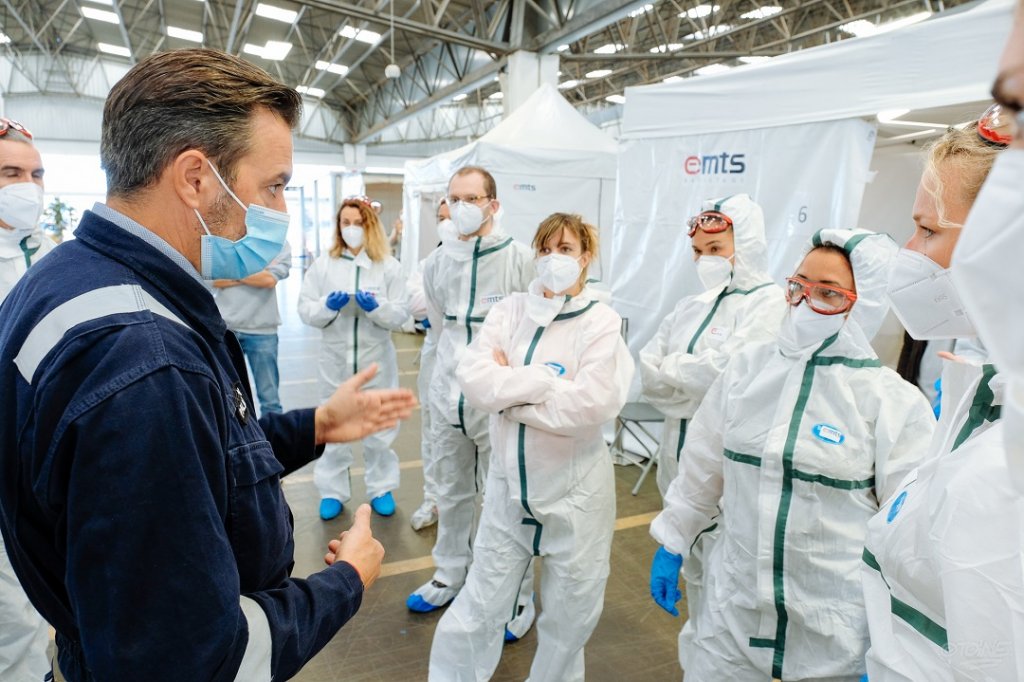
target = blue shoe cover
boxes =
[319,498,343,520]
[370,492,396,516]
[407,593,444,613]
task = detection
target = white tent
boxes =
[401,83,618,276]
[611,0,1014,366]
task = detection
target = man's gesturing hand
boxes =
[314,363,417,444]
[324,504,385,588]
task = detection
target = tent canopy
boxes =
[402,83,618,272]
[404,82,618,191]
[621,0,1013,139]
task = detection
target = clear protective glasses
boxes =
[785,276,858,315]
[343,194,373,206]
[687,210,733,238]
[446,193,492,206]
[977,103,1022,147]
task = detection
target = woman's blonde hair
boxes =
[532,213,599,287]
[924,121,1001,228]
[331,198,389,261]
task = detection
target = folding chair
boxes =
[608,317,666,495]
[610,402,666,495]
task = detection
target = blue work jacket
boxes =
[0,210,362,681]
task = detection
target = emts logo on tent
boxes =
[683,153,747,175]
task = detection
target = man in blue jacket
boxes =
[0,48,416,681]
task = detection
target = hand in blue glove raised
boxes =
[355,290,379,313]
[650,546,683,616]
[326,291,350,311]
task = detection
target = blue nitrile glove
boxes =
[355,290,379,313]
[650,546,683,616]
[326,291,350,311]
[932,378,942,419]
[419,317,431,329]
[861,675,869,682]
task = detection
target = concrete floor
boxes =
[272,271,682,681]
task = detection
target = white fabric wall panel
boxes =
[610,117,877,361]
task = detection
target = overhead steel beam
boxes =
[3,0,51,58]
[560,50,786,60]
[354,57,506,142]
[526,0,654,52]
[297,0,510,53]
[225,0,246,53]
[110,0,137,64]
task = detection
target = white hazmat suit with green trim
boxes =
[651,229,935,681]
[640,193,786,668]
[298,249,408,503]
[418,230,534,596]
[640,194,786,497]
[429,283,633,681]
[861,359,1024,681]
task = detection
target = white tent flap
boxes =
[610,117,877,361]
[621,0,1013,139]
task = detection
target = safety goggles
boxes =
[343,194,374,206]
[0,118,32,140]
[785,276,858,315]
[687,210,733,238]
[977,103,1021,147]
[446,194,492,206]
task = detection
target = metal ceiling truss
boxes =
[0,0,971,149]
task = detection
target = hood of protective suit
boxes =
[696,193,772,290]
[802,228,898,340]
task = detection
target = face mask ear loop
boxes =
[194,209,212,236]
[206,160,248,212]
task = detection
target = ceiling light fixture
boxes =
[167,26,203,42]
[255,3,298,23]
[81,6,120,24]
[98,42,131,57]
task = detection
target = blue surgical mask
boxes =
[195,161,290,280]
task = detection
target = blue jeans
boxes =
[235,332,282,414]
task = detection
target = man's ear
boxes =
[170,150,211,210]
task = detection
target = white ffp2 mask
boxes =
[536,254,582,294]
[341,225,364,249]
[450,201,487,236]
[0,182,44,237]
[887,248,974,340]
[777,302,846,353]
[696,255,733,291]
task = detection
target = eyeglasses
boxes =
[343,194,373,206]
[0,118,32,140]
[687,210,733,238]
[446,194,492,206]
[977,103,1021,147]
[785,276,858,315]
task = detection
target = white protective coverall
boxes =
[641,193,786,497]
[651,228,936,681]
[1,231,54,304]
[640,193,786,669]
[418,229,534,594]
[298,249,408,502]
[406,264,440,522]
[862,360,1024,681]
[0,229,53,680]
[430,283,634,681]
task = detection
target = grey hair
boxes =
[101,48,301,197]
